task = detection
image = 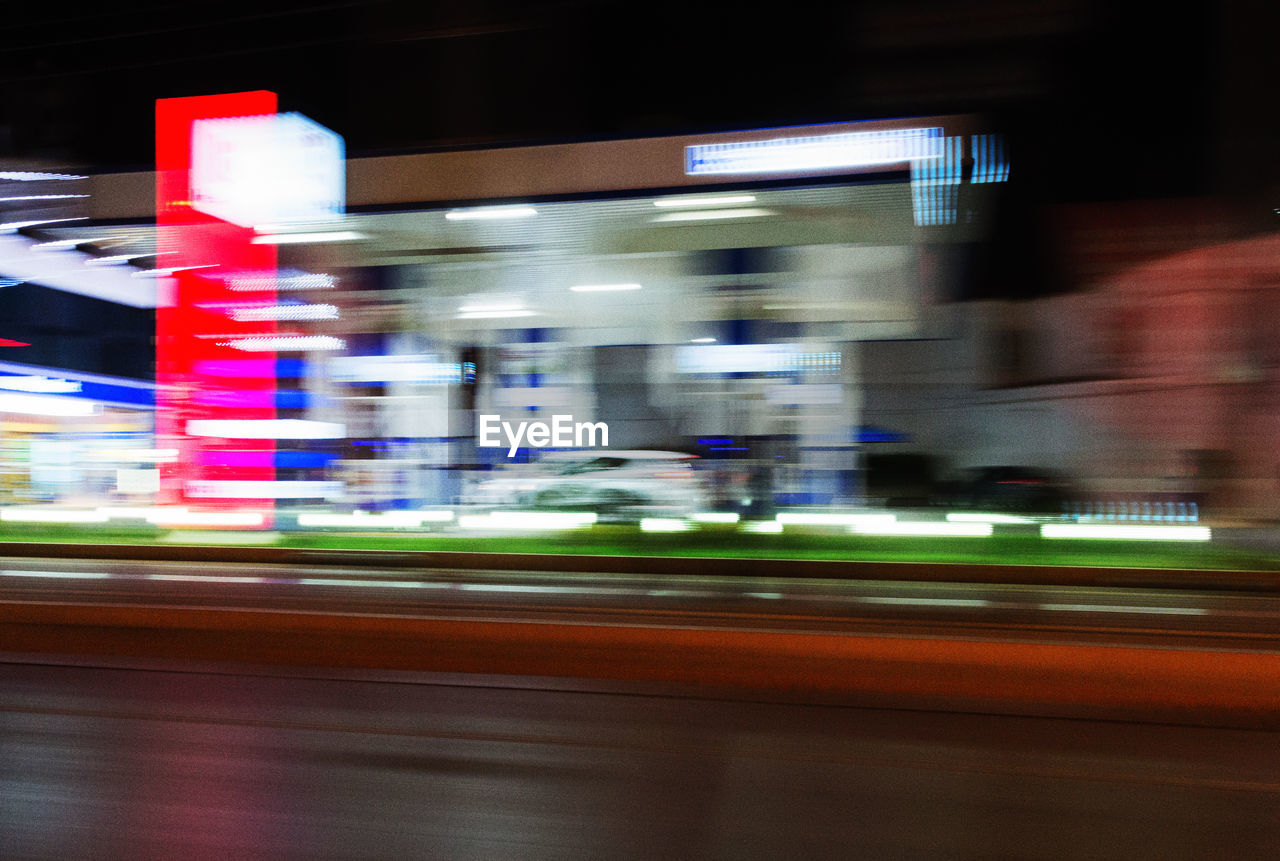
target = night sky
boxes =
[1,0,1272,206]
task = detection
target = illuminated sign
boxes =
[686,127,944,175]
[190,112,344,228]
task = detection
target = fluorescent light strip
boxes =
[686,127,944,175]
[0,217,88,232]
[250,231,365,245]
[851,522,993,537]
[297,510,455,528]
[223,335,345,351]
[1040,524,1212,542]
[741,520,783,534]
[689,337,716,344]
[652,208,774,223]
[457,303,525,313]
[640,518,690,533]
[776,512,897,527]
[2,569,111,579]
[653,194,757,208]
[569,283,642,293]
[445,206,537,221]
[186,419,346,439]
[229,303,339,322]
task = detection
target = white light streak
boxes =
[445,205,537,221]
[0,509,108,524]
[186,419,346,439]
[223,335,345,351]
[250,231,365,245]
[456,309,538,320]
[0,171,86,181]
[0,392,96,417]
[851,521,993,537]
[297,510,455,528]
[228,303,339,322]
[653,194,757,208]
[0,194,89,202]
[946,512,1036,524]
[1040,524,1212,542]
[776,512,897,527]
[741,520,783,534]
[0,376,81,393]
[146,510,266,526]
[651,208,775,223]
[690,512,740,523]
[569,283,643,293]
[640,518,690,532]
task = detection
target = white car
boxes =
[464,451,706,516]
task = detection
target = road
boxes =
[2,659,1279,860]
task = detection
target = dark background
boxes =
[2,0,1275,207]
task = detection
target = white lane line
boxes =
[860,597,992,608]
[1040,603,1208,615]
[1,569,112,579]
[148,574,271,584]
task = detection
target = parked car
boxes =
[464,451,707,516]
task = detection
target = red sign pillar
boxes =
[155,92,279,510]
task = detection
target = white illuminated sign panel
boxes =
[686,127,944,175]
[190,112,344,228]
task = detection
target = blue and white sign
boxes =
[686,127,944,176]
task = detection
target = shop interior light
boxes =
[250,231,365,245]
[457,302,525,313]
[741,520,784,534]
[147,510,266,527]
[445,205,537,221]
[653,194,757,208]
[690,337,717,343]
[569,283,643,293]
[1041,524,1212,542]
[0,392,96,416]
[651,208,775,223]
[298,510,455,528]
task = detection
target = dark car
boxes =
[935,466,1071,515]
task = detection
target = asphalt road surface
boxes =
[2,659,1278,860]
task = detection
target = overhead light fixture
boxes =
[250,231,365,245]
[651,208,774,223]
[653,194,756,208]
[445,205,537,221]
[569,283,642,293]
